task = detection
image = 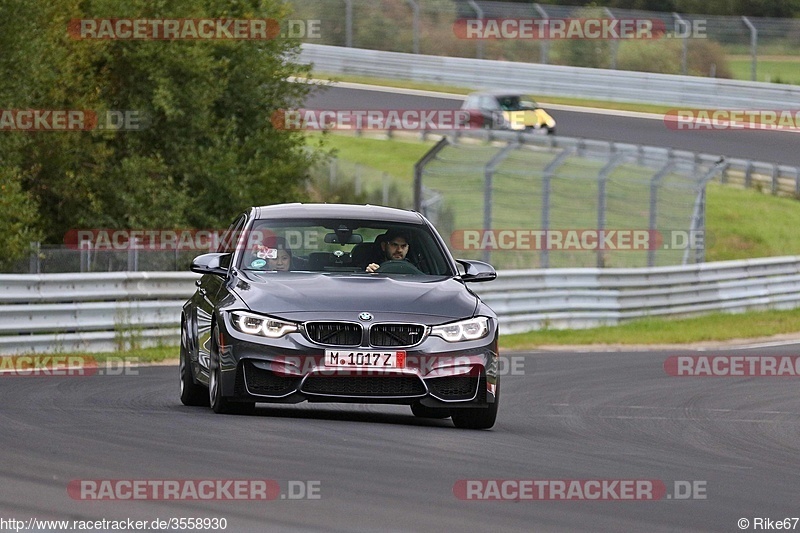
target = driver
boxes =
[366,229,410,273]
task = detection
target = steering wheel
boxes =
[375,260,424,275]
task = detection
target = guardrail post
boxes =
[795,167,800,198]
[742,17,758,82]
[744,160,753,188]
[771,164,779,195]
[541,147,576,268]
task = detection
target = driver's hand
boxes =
[365,262,380,273]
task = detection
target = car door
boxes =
[193,213,246,379]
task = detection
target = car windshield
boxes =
[498,96,537,111]
[235,218,454,277]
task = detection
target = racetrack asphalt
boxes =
[3,343,800,532]
[304,85,800,167]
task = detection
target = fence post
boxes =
[533,4,550,64]
[672,13,688,75]
[345,0,353,48]
[604,8,618,69]
[647,160,675,267]
[467,0,484,59]
[742,17,758,82]
[596,154,623,267]
[482,143,519,264]
[540,147,576,268]
[405,0,420,54]
[414,137,450,212]
[29,242,41,274]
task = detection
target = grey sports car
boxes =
[180,203,500,429]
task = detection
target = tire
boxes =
[180,320,208,407]
[209,325,254,415]
[410,402,451,419]
[450,384,499,430]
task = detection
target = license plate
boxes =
[324,350,406,369]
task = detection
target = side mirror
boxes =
[191,253,231,276]
[455,259,497,282]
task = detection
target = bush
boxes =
[617,38,732,77]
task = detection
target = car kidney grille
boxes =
[305,322,362,346]
[427,375,480,401]
[302,375,425,397]
[370,324,426,347]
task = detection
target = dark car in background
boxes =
[180,203,500,429]
[462,90,556,134]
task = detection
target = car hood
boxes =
[503,108,554,129]
[232,271,479,323]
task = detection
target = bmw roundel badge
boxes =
[358,312,373,321]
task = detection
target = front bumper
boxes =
[215,315,499,408]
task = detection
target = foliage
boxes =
[0,0,318,252]
[617,38,732,77]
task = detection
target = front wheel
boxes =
[209,325,254,415]
[450,385,499,429]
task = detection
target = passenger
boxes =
[251,236,292,271]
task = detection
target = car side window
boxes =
[217,214,246,254]
[479,96,499,111]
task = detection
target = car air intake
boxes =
[302,375,426,397]
[305,322,362,346]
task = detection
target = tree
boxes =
[0,0,318,255]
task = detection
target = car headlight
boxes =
[430,317,490,342]
[230,311,299,338]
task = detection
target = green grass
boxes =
[314,132,435,182]
[501,308,800,350]
[314,134,800,266]
[705,183,800,261]
[727,56,800,84]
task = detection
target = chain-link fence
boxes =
[286,0,800,82]
[414,132,728,269]
[6,155,409,274]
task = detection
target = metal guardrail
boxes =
[299,44,800,108]
[2,257,800,354]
